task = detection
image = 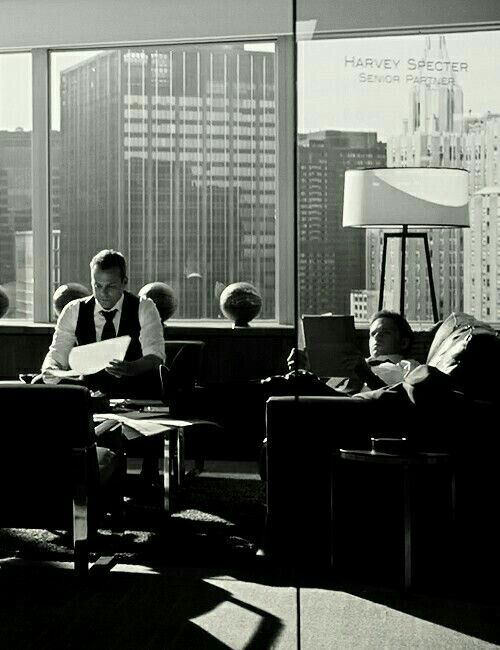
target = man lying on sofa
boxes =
[276,309,421,397]
[257,310,421,478]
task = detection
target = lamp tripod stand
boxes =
[378,225,439,322]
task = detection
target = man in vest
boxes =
[42,249,166,397]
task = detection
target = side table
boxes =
[332,446,456,591]
[95,413,222,517]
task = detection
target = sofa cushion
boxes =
[426,312,500,400]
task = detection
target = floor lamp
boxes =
[342,167,470,322]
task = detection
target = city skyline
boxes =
[1,31,500,322]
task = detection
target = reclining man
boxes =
[284,309,420,396]
[197,310,420,465]
[41,248,166,398]
[257,310,420,478]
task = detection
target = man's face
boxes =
[91,266,127,310]
[369,316,406,358]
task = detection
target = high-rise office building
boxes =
[298,130,386,315]
[57,46,276,319]
[374,35,466,321]
[0,129,32,291]
[14,229,61,320]
[463,113,500,320]
[0,129,61,317]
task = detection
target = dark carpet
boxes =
[0,475,266,569]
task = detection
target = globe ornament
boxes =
[219,282,262,328]
[0,285,10,318]
[139,281,177,321]
[53,283,91,316]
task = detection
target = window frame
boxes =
[296,21,500,328]
[26,36,295,325]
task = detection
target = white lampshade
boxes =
[343,168,470,228]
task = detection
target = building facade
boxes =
[298,130,386,315]
[57,45,276,319]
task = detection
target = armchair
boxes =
[0,383,125,575]
[160,340,205,414]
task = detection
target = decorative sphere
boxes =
[219,282,262,327]
[53,283,91,316]
[139,282,177,321]
[0,286,9,318]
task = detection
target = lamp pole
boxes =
[378,227,439,322]
[400,225,407,317]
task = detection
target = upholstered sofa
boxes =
[264,313,500,582]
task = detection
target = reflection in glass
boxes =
[298,31,500,323]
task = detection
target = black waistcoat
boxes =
[74,291,142,361]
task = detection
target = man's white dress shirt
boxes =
[42,294,165,375]
[364,353,420,389]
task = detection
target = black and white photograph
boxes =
[1,1,500,647]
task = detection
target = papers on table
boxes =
[94,412,173,436]
[50,335,131,377]
[94,411,222,437]
[110,398,167,410]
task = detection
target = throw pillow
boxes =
[426,312,500,400]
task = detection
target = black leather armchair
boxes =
[0,383,125,575]
[160,340,205,414]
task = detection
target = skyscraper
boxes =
[57,45,276,319]
[0,129,32,291]
[463,112,500,320]
[0,129,61,317]
[298,130,386,315]
[376,35,466,321]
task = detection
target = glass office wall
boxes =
[297,30,500,324]
[0,53,32,319]
[49,43,277,321]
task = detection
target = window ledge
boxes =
[0,319,294,336]
[165,319,294,336]
[0,320,55,334]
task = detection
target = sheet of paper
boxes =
[110,398,165,408]
[94,412,174,436]
[50,335,131,377]
[94,413,221,436]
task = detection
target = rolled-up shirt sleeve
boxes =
[41,300,79,371]
[138,297,166,362]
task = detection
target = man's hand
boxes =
[42,363,63,384]
[286,348,309,373]
[106,354,163,379]
[105,359,138,378]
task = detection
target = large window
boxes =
[49,43,277,321]
[298,30,500,324]
[0,53,32,319]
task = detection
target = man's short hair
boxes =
[90,249,127,280]
[370,309,414,351]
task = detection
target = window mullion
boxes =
[276,35,295,325]
[32,48,50,323]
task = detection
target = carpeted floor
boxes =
[2,472,500,649]
[0,473,266,569]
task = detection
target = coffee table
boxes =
[94,411,221,517]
